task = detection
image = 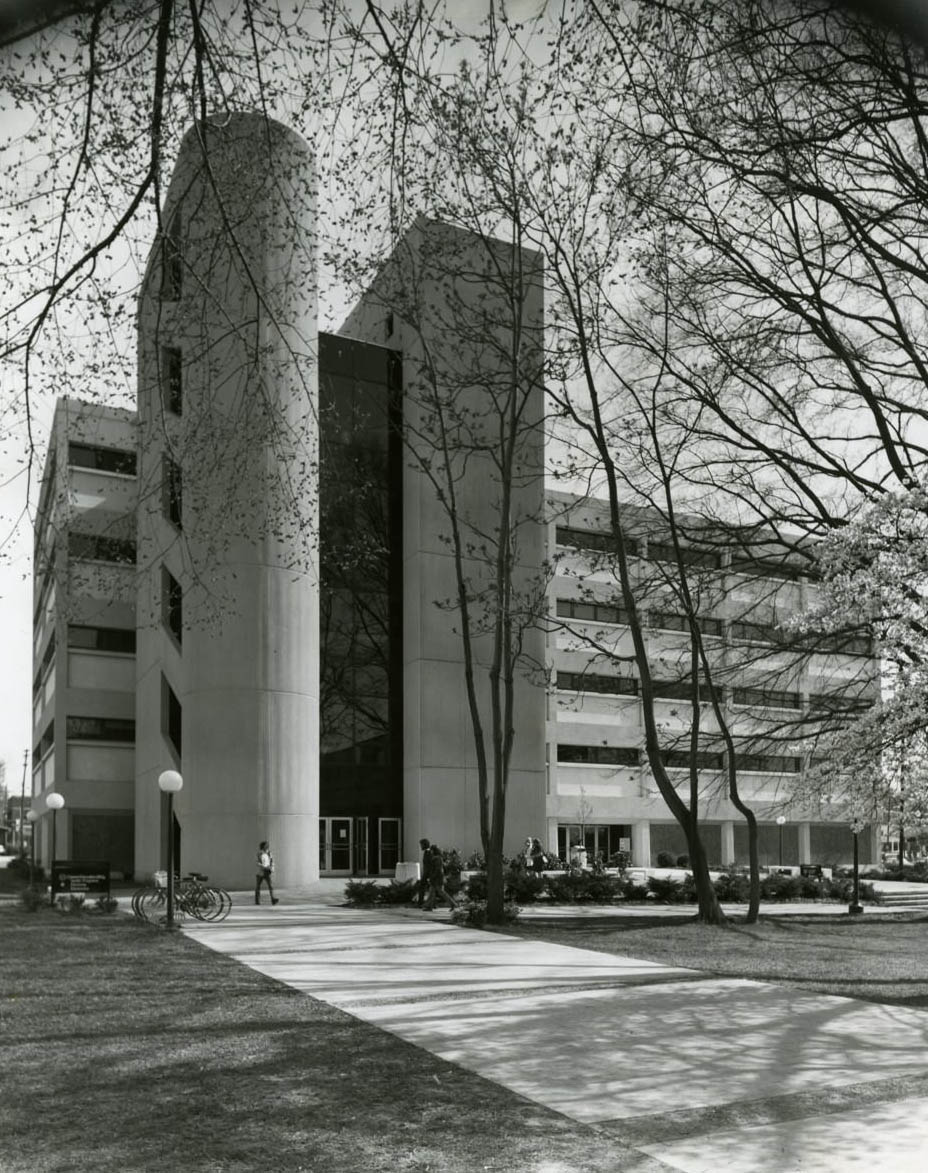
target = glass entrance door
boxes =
[319,817,353,874]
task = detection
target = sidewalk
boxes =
[182,888,928,1173]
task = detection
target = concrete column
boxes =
[720,820,735,867]
[798,821,812,865]
[135,114,319,890]
[632,821,651,867]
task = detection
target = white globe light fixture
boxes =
[45,793,65,905]
[157,771,183,929]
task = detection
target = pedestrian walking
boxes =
[416,837,431,907]
[518,837,533,870]
[255,840,279,905]
[423,843,458,911]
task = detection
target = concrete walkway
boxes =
[178,886,928,1173]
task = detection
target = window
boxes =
[732,687,801,711]
[730,556,806,582]
[556,671,638,697]
[653,678,723,704]
[557,744,640,766]
[161,566,183,646]
[160,347,183,415]
[161,674,182,757]
[68,531,137,564]
[162,457,182,528]
[68,443,137,477]
[556,526,638,556]
[730,619,783,645]
[556,598,630,626]
[734,753,802,774]
[161,207,183,300]
[68,625,136,654]
[33,634,56,698]
[661,749,724,770]
[647,540,721,569]
[652,611,723,637]
[809,691,875,712]
[66,716,135,743]
[812,630,873,657]
[35,719,54,761]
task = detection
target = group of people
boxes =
[416,838,459,911]
[518,836,548,872]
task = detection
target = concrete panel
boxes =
[67,744,134,782]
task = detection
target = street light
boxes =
[158,770,183,929]
[849,818,865,916]
[25,809,38,886]
[46,792,65,905]
[776,815,787,867]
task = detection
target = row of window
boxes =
[555,671,873,713]
[556,526,809,580]
[68,625,136,654]
[556,743,803,773]
[68,531,137,565]
[66,716,135,743]
[68,442,137,477]
[557,598,873,657]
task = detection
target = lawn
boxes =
[0,903,600,1173]
[494,910,928,1007]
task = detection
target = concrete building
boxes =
[545,492,882,868]
[28,114,880,888]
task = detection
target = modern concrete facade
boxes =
[31,399,138,876]
[545,492,882,868]
[134,114,319,890]
[28,114,880,888]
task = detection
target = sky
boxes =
[0,0,553,788]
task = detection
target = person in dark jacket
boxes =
[530,837,548,873]
[423,843,458,911]
[416,837,431,907]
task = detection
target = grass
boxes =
[494,910,928,1006]
[0,902,603,1173]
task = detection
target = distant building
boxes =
[28,114,879,888]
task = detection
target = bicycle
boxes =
[131,872,232,924]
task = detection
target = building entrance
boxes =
[319,817,353,874]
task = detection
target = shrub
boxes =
[760,873,802,901]
[713,872,750,902]
[621,879,650,902]
[344,880,383,906]
[655,851,676,868]
[546,871,622,903]
[505,871,546,903]
[59,894,86,915]
[94,895,119,914]
[608,850,630,870]
[647,876,683,903]
[464,872,487,901]
[676,854,690,867]
[462,851,485,870]
[19,886,46,912]
[376,879,417,905]
[451,900,520,928]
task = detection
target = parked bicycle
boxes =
[131,872,232,924]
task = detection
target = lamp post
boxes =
[158,770,183,929]
[46,792,65,905]
[849,818,864,916]
[776,815,787,867]
[25,809,38,886]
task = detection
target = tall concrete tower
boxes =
[135,114,319,888]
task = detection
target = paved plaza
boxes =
[177,885,928,1172]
